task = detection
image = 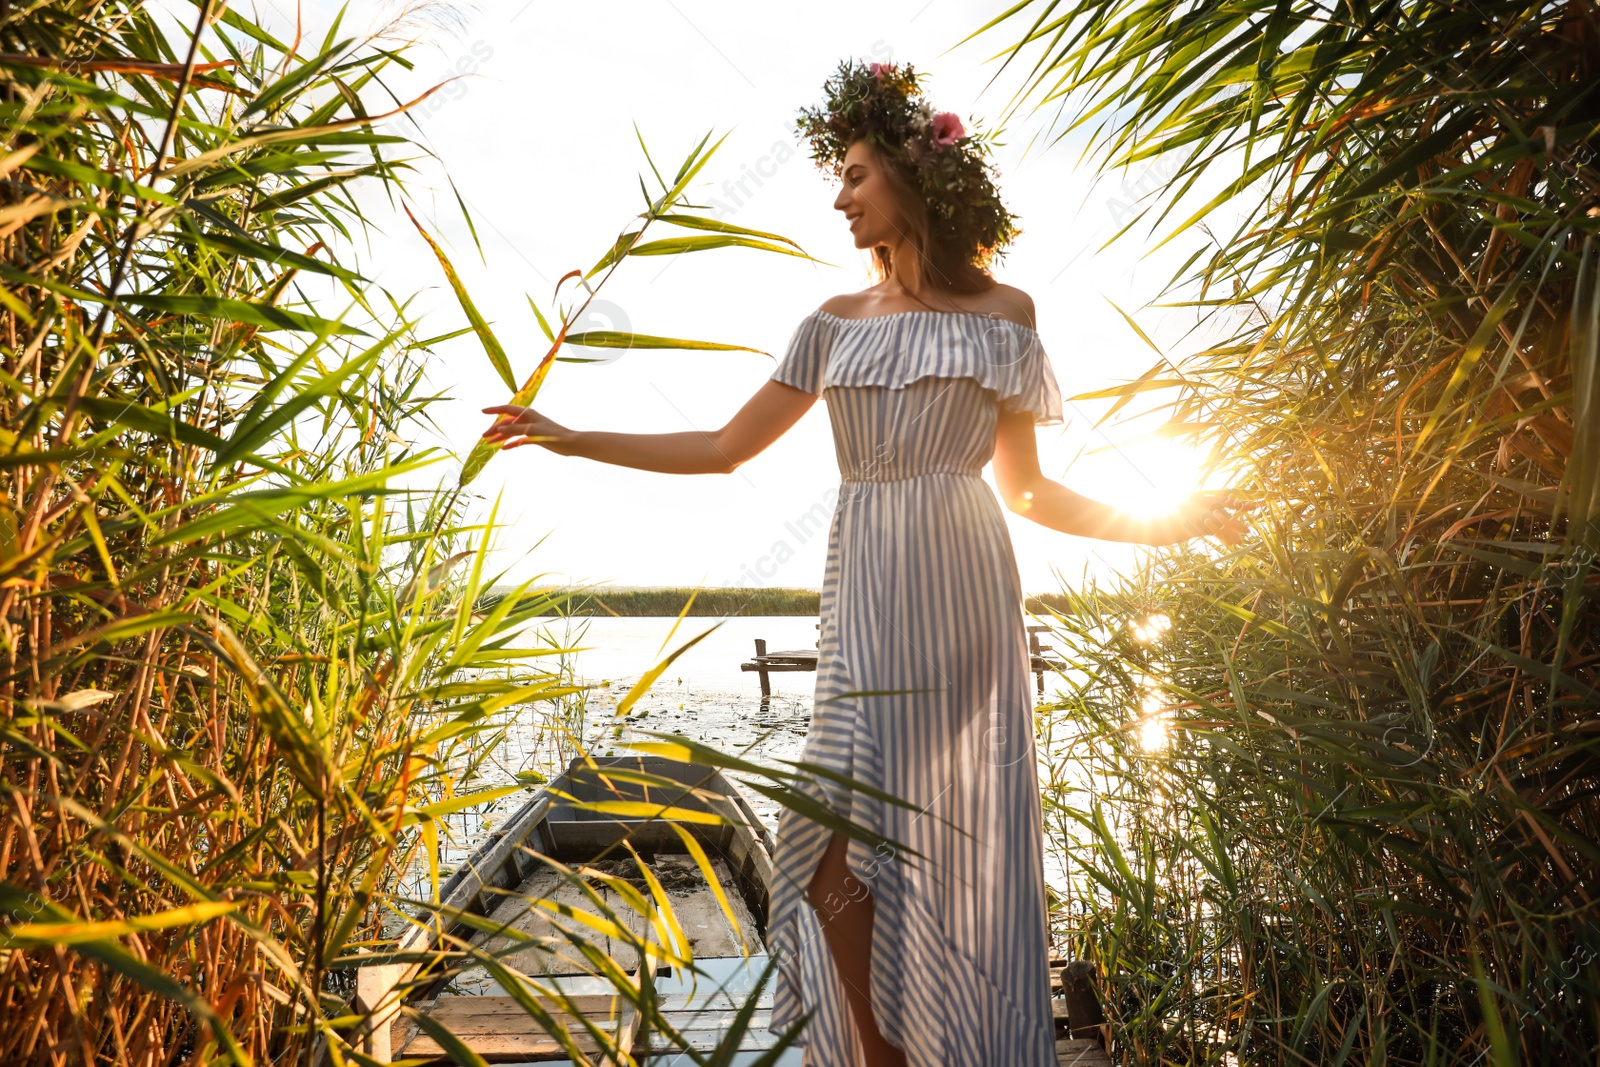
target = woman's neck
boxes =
[883,242,957,310]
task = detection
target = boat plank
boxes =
[642,978,777,1054]
[654,994,773,1014]
[396,1001,1101,1063]
[461,867,614,980]
[665,861,757,958]
[605,884,651,971]
[546,820,688,854]
[1056,1036,1113,1066]
[643,1023,780,1053]
[454,855,765,992]
[393,995,636,1063]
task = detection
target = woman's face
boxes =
[833,139,909,251]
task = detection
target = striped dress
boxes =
[763,309,1065,1066]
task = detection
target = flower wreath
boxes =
[795,59,1019,266]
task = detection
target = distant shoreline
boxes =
[488,586,1074,617]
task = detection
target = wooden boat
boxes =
[353,754,1110,1065]
[353,754,782,1063]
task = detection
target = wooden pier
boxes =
[1052,959,1114,1065]
[741,623,1068,698]
[389,962,1112,1065]
[739,637,820,698]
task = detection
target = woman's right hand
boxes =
[474,379,815,474]
[1170,490,1257,545]
[480,404,576,453]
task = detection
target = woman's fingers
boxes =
[1211,510,1251,544]
[1180,490,1262,541]
[1179,493,1255,544]
[481,406,536,439]
[478,401,564,452]
[1217,491,1264,514]
[481,404,528,428]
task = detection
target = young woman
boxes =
[483,60,1248,1067]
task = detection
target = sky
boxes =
[247,0,1233,595]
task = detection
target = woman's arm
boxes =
[991,408,1250,545]
[480,378,819,475]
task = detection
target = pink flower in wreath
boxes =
[869,61,895,78]
[931,111,965,147]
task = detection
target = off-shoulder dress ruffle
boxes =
[770,309,1064,426]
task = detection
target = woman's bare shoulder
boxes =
[814,284,1036,327]
[817,292,873,318]
[968,283,1037,330]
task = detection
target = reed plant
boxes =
[0,4,824,1064]
[977,0,1599,1062]
[0,2,598,1060]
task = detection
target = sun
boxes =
[1079,431,1209,518]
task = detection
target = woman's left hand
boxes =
[480,405,574,452]
[1172,490,1256,545]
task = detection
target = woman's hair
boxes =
[796,59,1020,296]
[855,135,996,295]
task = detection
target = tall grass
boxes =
[0,5,850,1063]
[0,3,595,1060]
[977,0,1599,1062]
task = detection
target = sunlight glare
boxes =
[1095,434,1207,518]
[1136,682,1171,753]
[1139,714,1169,753]
[1131,613,1173,644]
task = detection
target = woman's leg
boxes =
[806,830,909,1067]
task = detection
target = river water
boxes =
[546,613,825,836]
[422,615,824,884]
[422,613,1080,908]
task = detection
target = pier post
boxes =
[753,638,770,698]
[1060,960,1108,1049]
